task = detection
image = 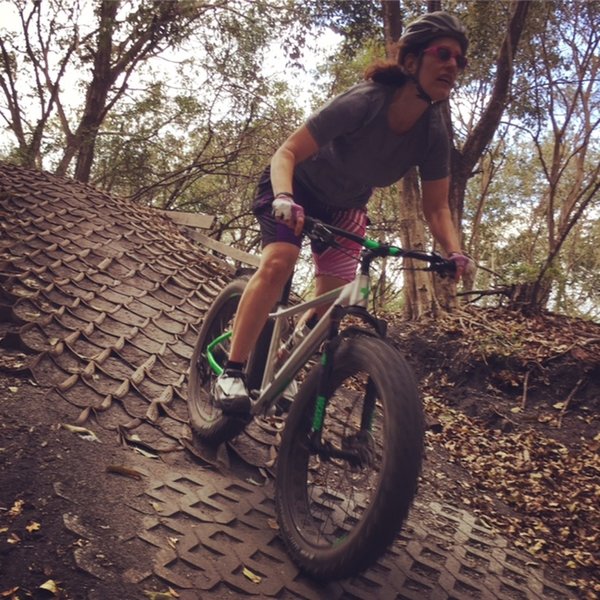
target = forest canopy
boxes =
[0,0,598,320]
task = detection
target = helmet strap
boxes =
[412,76,433,104]
[406,55,433,105]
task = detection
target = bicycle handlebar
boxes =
[303,215,456,276]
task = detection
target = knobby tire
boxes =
[275,334,424,580]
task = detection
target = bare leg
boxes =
[297,273,347,328]
[228,242,300,363]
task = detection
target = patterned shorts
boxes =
[253,167,368,282]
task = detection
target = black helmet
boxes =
[400,11,468,55]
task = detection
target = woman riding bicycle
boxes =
[214,11,473,413]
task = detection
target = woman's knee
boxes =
[256,244,298,285]
[257,259,294,285]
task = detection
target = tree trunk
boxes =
[399,169,442,319]
[72,1,118,181]
[382,0,402,57]
[56,1,199,182]
[452,1,531,212]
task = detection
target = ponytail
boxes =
[363,40,418,86]
[364,61,408,86]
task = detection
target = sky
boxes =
[0,0,344,138]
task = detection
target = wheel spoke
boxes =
[296,370,384,547]
[188,281,250,443]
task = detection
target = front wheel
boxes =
[275,334,424,580]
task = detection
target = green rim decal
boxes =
[311,395,326,431]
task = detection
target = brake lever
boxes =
[306,220,338,246]
[427,253,457,278]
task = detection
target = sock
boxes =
[306,314,319,329]
[225,360,245,372]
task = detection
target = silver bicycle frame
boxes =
[250,272,371,415]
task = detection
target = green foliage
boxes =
[309,0,384,57]
[310,40,385,107]
[1,0,598,319]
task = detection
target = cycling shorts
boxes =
[253,167,368,282]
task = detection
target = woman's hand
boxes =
[272,193,305,236]
[448,251,476,281]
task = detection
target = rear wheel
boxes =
[188,278,270,444]
[275,334,424,580]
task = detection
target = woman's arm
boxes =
[270,124,319,235]
[270,124,319,196]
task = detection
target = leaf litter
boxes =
[388,306,599,598]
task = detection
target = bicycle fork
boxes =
[308,305,378,469]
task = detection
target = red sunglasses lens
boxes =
[428,46,467,69]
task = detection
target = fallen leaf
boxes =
[1,587,20,598]
[133,446,159,459]
[8,500,24,518]
[8,387,18,393]
[242,567,262,584]
[105,465,145,480]
[26,521,41,533]
[142,590,178,599]
[529,539,545,554]
[60,423,100,442]
[39,579,59,594]
[7,533,21,545]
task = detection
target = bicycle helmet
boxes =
[399,11,468,57]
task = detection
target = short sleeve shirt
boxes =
[294,80,450,209]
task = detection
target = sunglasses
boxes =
[423,45,468,70]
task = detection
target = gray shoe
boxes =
[213,369,250,414]
[282,378,298,402]
[272,379,297,416]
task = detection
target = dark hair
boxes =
[364,40,424,86]
[364,60,407,86]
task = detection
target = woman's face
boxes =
[405,36,466,102]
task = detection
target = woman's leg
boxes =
[298,208,367,326]
[295,274,346,329]
[228,241,300,364]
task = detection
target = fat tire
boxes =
[188,277,270,444]
[275,334,423,580]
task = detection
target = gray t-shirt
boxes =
[294,80,450,209]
